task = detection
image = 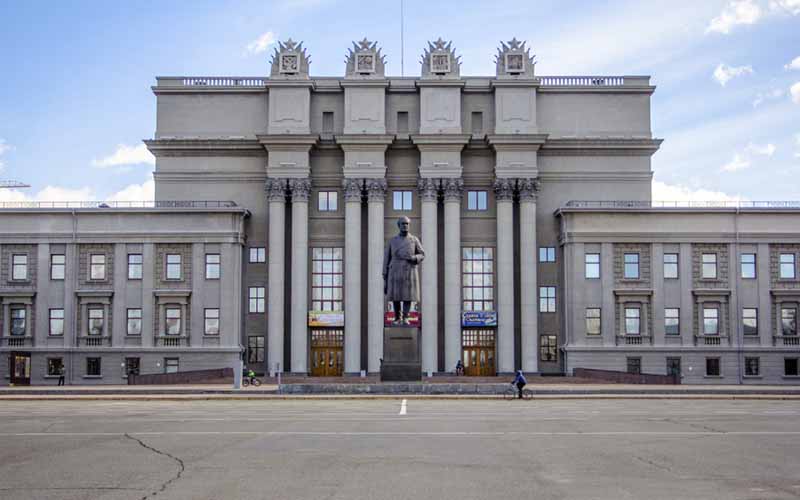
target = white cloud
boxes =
[753,88,785,106]
[706,0,763,34]
[721,153,752,172]
[786,56,800,70]
[745,142,777,156]
[770,0,800,14]
[91,144,154,168]
[652,181,747,202]
[713,63,754,86]
[0,138,12,171]
[245,31,277,56]
[104,176,155,202]
[791,82,800,103]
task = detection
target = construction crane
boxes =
[0,180,30,189]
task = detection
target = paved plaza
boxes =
[1,399,799,499]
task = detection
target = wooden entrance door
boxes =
[310,329,343,376]
[9,352,31,385]
[462,329,496,376]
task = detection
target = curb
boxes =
[2,394,800,401]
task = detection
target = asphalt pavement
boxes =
[1,399,799,499]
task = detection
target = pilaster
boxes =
[366,178,387,373]
[289,178,311,374]
[443,177,463,372]
[418,177,440,374]
[266,178,288,375]
[494,177,515,374]
[343,178,363,374]
[518,178,539,372]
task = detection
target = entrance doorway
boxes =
[666,357,681,379]
[310,329,343,376]
[9,352,31,385]
[462,329,496,376]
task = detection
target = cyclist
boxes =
[511,370,527,399]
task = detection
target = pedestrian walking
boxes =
[58,366,65,386]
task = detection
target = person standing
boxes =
[57,366,65,386]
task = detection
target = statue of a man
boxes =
[383,216,425,325]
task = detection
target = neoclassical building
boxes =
[2,37,799,385]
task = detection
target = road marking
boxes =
[399,399,407,415]
[3,430,800,437]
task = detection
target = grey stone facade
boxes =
[2,37,798,384]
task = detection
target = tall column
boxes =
[289,178,311,374]
[343,178,363,374]
[266,179,287,376]
[443,178,463,373]
[366,179,387,373]
[418,178,439,375]
[518,178,539,373]
[495,178,516,374]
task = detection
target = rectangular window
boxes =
[50,254,65,280]
[322,111,334,134]
[665,308,680,335]
[12,254,28,280]
[205,253,220,279]
[539,335,557,362]
[166,254,181,280]
[467,191,488,211]
[745,357,760,377]
[539,247,556,263]
[743,308,758,336]
[125,357,140,377]
[585,308,601,335]
[47,358,64,377]
[539,286,556,313]
[312,248,344,311]
[706,357,720,377]
[740,253,756,279]
[127,309,142,336]
[49,309,64,336]
[396,111,409,134]
[471,111,483,135]
[462,247,494,312]
[89,254,106,280]
[626,357,641,375]
[780,253,796,279]
[88,308,104,336]
[10,307,26,336]
[666,357,681,377]
[703,307,719,335]
[392,191,413,211]
[318,191,338,212]
[127,253,143,280]
[165,308,181,336]
[164,358,179,374]
[585,253,600,279]
[782,307,797,336]
[248,336,265,364]
[249,247,266,263]
[663,253,679,279]
[625,307,641,335]
[786,358,799,377]
[249,287,265,313]
[702,253,717,279]
[623,253,639,279]
[204,308,220,335]
[86,357,101,376]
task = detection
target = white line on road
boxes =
[399,399,407,415]
[3,430,800,437]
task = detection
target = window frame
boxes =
[127,253,143,280]
[539,335,557,362]
[127,308,142,336]
[165,307,182,336]
[781,307,797,336]
[47,358,64,377]
[311,247,344,312]
[626,357,641,375]
[89,253,106,281]
[663,253,679,279]
[745,357,760,377]
[585,308,601,335]
[780,253,796,279]
[705,357,721,377]
[584,253,600,279]
[248,336,265,364]
[742,308,758,336]
[785,358,799,377]
[11,254,28,281]
[703,306,719,335]
[539,247,556,263]
[624,306,641,335]
[87,307,104,336]
[539,286,556,313]
[740,253,756,279]
[702,253,718,279]
[204,308,220,336]
[164,358,179,374]
[50,254,66,281]
[249,247,266,264]
[205,253,221,280]
[318,191,339,212]
[125,357,140,377]
[49,308,65,337]
[664,308,680,336]
[165,253,182,280]
[466,191,488,211]
[623,253,639,279]
[10,307,26,336]
[248,286,265,314]
[86,357,102,377]
[392,190,413,211]
[462,247,495,312]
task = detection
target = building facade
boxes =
[2,37,798,384]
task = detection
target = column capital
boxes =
[288,178,312,202]
[266,178,288,202]
[493,177,515,201]
[518,177,541,202]
[442,178,464,202]
[342,178,364,202]
[417,178,440,202]
[366,178,388,202]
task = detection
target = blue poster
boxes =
[461,311,498,327]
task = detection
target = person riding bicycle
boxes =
[242,367,257,386]
[455,359,464,376]
[511,370,527,399]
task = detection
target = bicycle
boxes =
[503,383,532,400]
[242,377,261,387]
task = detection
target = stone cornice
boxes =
[490,79,540,88]
[540,137,662,156]
[256,134,319,149]
[0,290,36,298]
[538,85,656,95]
[335,135,395,149]
[415,79,466,88]
[487,134,549,150]
[339,80,390,88]
[144,138,265,157]
[410,134,471,148]
[264,80,315,89]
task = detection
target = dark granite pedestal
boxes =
[380,326,421,381]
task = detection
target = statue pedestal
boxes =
[380,326,421,381]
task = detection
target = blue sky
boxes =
[0,0,798,202]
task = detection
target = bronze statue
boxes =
[383,216,425,325]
